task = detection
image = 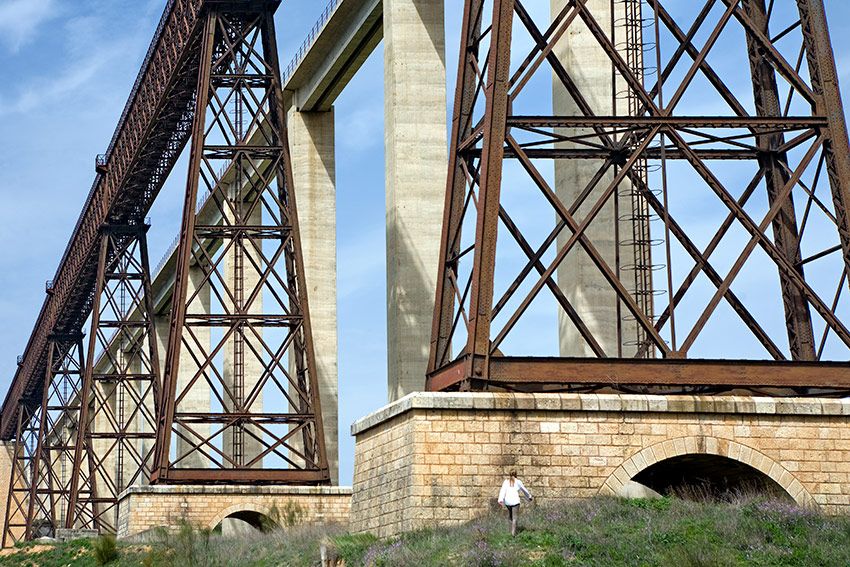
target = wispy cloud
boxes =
[0,13,145,116]
[0,56,108,116]
[0,0,57,53]
[338,225,386,300]
[337,104,383,152]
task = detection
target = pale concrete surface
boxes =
[220,517,258,537]
[288,108,339,484]
[223,198,264,468]
[552,0,644,356]
[617,479,662,499]
[284,0,382,111]
[350,392,844,537]
[384,0,447,401]
[0,441,19,545]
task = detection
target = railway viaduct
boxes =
[3,0,850,543]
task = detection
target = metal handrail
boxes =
[153,190,212,277]
[282,0,342,84]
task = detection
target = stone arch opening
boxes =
[633,453,791,500]
[210,505,279,537]
[601,436,816,508]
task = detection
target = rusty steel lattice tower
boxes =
[151,6,329,485]
[65,225,161,533]
[428,0,850,393]
[4,336,87,542]
[1,0,327,545]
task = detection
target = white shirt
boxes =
[498,478,531,506]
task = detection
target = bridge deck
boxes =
[1,0,207,439]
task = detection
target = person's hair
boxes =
[509,470,517,479]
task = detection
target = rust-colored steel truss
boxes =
[65,225,161,533]
[2,336,91,543]
[1,0,327,544]
[0,0,205,441]
[428,0,850,393]
[151,6,328,485]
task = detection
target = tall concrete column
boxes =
[288,107,339,484]
[223,203,263,468]
[384,0,447,401]
[552,0,641,357]
[157,266,211,468]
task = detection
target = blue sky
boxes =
[1,0,850,485]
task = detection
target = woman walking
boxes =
[497,470,533,536]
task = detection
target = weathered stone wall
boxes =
[117,485,351,539]
[350,393,850,537]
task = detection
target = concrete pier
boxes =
[289,108,340,484]
[384,0,447,401]
[552,0,643,357]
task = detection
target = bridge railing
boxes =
[282,0,343,84]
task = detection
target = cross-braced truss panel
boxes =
[65,226,161,534]
[153,9,329,484]
[429,0,850,393]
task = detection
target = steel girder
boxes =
[0,0,205,440]
[428,0,850,393]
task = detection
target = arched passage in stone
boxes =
[600,436,816,507]
[633,454,789,499]
[209,503,278,536]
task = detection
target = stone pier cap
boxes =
[352,391,850,436]
[350,390,850,537]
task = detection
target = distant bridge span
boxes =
[0,0,207,439]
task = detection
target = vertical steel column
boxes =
[23,344,54,539]
[152,10,217,483]
[429,0,485,376]
[464,0,516,384]
[65,234,108,532]
[797,0,850,285]
[263,13,329,477]
[2,403,35,545]
[745,0,815,360]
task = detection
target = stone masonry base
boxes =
[117,484,351,539]
[350,392,850,538]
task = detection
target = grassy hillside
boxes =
[2,496,849,566]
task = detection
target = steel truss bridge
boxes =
[1,0,850,546]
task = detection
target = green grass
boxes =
[328,496,850,566]
[1,497,849,566]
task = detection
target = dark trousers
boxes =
[506,504,520,534]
